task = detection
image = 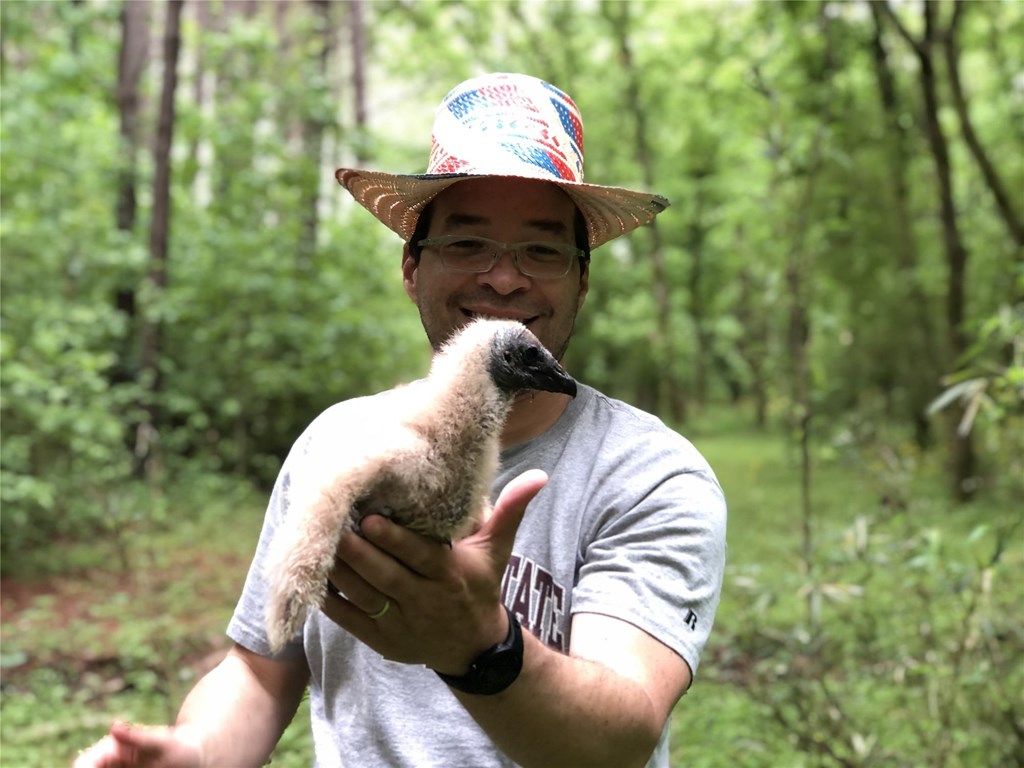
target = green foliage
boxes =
[681,418,1024,768]
[722,509,1024,767]
[0,1,430,564]
[928,303,1024,496]
[3,0,1020,560]
[0,1,139,562]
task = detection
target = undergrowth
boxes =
[675,416,1023,767]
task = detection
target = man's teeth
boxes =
[461,308,537,328]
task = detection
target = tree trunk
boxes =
[68,0,85,54]
[116,0,149,235]
[688,187,711,407]
[299,0,332,267]
[879,0,976,500]
[867,0,940,448]
[136,0,183,477]
[113,0,149,390]
[943,0,1024,249]
[736,261,768,429]
[187,0,209,178]
[605,1,686,424]
[781,2,837,632]
[982,6,1024,148]
[349,0,368,164]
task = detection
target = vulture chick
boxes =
[264,318,577,652]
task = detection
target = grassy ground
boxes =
[1,417,1021,766]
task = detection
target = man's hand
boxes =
[72,721,201,768]
[321,469,548,673]
[73,644,307,768]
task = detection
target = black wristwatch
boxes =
[436,605,524,695]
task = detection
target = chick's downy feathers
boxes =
[264,318,576,651]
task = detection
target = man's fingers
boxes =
[344,519,440,584]
[72,722,146,768]
[109,720,165,748]
[72,735,126,768]
[73,721,201,768]
[327,556,387,614]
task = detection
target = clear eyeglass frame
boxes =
[416,235,586,279]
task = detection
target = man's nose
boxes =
[477,249,530,293]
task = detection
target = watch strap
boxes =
[436,605,523,695]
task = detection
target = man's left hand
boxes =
[321,469,548,673]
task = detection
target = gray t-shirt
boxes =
[228,383,726,767]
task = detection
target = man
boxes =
[76,73,726,768]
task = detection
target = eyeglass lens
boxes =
[423,236,577,278]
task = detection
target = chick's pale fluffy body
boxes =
[263,319,575,652]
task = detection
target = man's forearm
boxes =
[176,646,309,768]
[453,630,664,768]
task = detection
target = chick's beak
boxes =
[525,357,577,398]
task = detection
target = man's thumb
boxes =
[484,469,548,547]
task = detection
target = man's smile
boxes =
[460,305,541,328]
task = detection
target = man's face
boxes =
[402,177,589,361]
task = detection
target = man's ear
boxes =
[577,261,589,312]
[402,245,418,303]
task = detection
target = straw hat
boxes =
[335,73,669,250]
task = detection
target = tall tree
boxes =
[684,157,716,409]
[296,0,334,266]
[115,0,149,236]
[878,0,977,500]
[943,0,1024,249]
[603,1,685,423]
[735,260,769,428]
[113,0,149,390]
[751,0,839,627]
[867,0,941,447]
[136,0,183,476]
[349,0,368,164]
[187,0,210,180]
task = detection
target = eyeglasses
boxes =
[416,235,586,279]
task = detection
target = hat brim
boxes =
[336,169,669,251]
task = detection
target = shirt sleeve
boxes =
[226,448,308,661]
[570,430,727,680]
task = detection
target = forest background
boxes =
[1,0,1021,766]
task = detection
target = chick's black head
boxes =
[488,325,577,398]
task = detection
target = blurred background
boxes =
[1,1,1021,765]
